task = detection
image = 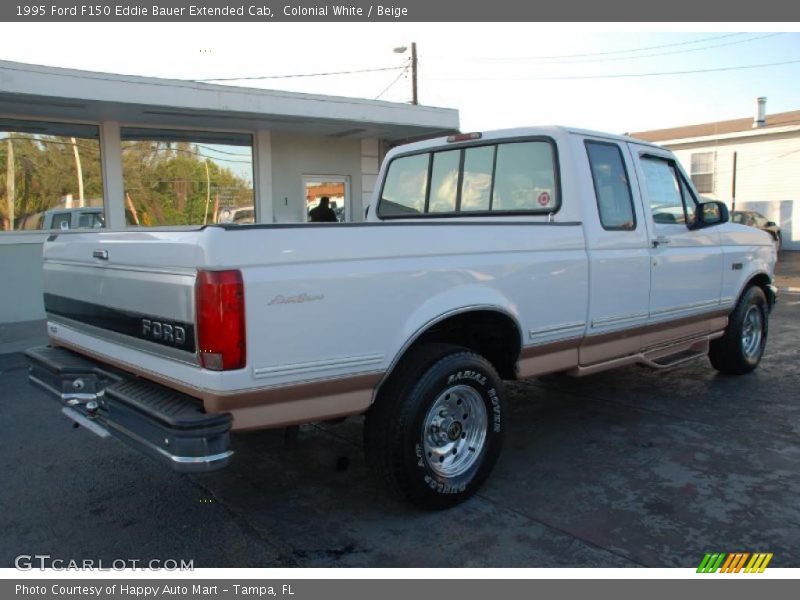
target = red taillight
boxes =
[195,270,246,371]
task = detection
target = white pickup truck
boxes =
[27,127,777,509]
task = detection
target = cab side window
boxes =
[585,141,636,230]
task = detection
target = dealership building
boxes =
[0,60,459,323]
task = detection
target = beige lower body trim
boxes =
[517,309,730,378]
[518,339,580,378]
[204,372,384,431]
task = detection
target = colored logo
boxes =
[697,552,773,573]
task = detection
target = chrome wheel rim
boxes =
[422,385,487,478]
[741,305,764,359]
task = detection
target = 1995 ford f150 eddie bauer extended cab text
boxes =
[27,127,777,509]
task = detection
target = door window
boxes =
[640,157,689,225]
[305,177,348,222]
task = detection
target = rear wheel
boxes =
[709,286,768,375]
[364,343,505,510]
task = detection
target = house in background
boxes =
[0,60,458,323]
[631,98,800,251]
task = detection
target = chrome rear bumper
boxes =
[25,346,233,473]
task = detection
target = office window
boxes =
[121,128,254,226]
[0,119,104,231]
[690,152,715,194]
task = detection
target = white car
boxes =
[27,127,777,509]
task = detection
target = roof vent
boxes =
[753,97,767,128]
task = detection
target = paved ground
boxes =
[2,253,799,568]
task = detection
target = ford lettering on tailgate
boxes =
[43,293,196,352]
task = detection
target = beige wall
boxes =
[270,132,367,223]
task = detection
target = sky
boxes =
[0,23,799,134]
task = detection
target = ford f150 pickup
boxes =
[27,127,777,509]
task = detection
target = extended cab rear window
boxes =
[378,139,559,218]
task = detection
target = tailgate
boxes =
[42,229,206,362]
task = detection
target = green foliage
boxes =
[1,134,103,229]
[1,134,253,229]
[121,141,253,226]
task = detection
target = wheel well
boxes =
[396,310,522,380]
[745,273,775,308]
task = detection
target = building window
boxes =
[1,119,104,231]
[690,152,715,194]
[120,128,254,226]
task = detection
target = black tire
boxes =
[364,343,505,510]
[709,286,768,375]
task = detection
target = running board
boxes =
[569,333,719,376]
[638,348,707,369]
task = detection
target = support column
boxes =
[99,121,126,229]
[254,130,274,223]
[360,138,380,221]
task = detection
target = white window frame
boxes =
[690,151,715,194]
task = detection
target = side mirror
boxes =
[691,201,729,229]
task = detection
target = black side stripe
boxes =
[44,293,196,353]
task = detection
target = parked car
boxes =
[43,207,105,230]
[218,206,255,225]
[731,210,782,253]
[26,127,777,509]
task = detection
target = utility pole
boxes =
[5,138,14,231]
[411,42,418,105]
[394,42,419,105]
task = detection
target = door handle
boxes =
[652,236,671,248]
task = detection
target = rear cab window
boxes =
[378,138,559,218]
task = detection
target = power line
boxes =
[427,58,800,82]
[459,33,783,66]
[375,66,410,100]
[195,64,407,82]
[121,143,252,165]
[427,32,749,62]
